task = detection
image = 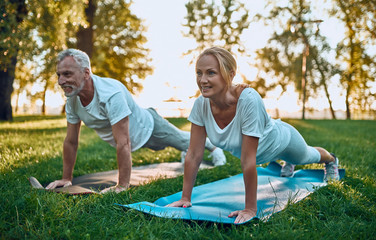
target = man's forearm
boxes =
[117,145,132,187]
[62,140,78,181]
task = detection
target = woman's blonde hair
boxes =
[196,47,237,87]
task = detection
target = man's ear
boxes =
[84,68,91,80]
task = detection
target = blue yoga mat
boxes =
[119,162,345,224]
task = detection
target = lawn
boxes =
[1,116,375,239]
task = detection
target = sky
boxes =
[130,0,199,116]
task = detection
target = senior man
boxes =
[46,49,226,193]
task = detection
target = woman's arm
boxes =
[166,123,207,207]
[228,134,259,224]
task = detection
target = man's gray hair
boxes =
[57,49,92,74]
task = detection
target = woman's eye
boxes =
[208,71,215,75]
[196,72,202,76]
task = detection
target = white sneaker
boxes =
[208,148,226,166]
[180,151,187,163]
[280,162,295,177]
[324,153,340,182]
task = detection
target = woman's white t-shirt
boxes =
[188,88,290,164]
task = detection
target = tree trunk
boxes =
[76,0,96,58]
[345,84,351,119]
[0,0,26,121]
[0,55,17,121]
[41,88,47,115]
[322,81,336,119]
[313,56,336,119]
[15,89,20,114]
[41,79,50,115]
[301,41,309,120]
[61,103,66,114]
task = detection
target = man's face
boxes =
[56,56,86,97]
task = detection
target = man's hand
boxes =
[100,184,129,194]
[166,199,192,208]
[46,179,72,190]
[228,208,257,224]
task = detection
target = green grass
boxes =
[1,116,375,239]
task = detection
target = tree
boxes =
[254,0,339,119]
[33,0,152,114]
[0,0,27,121]
[310,42,340,119]
[90,0,153,94]
[329,0,376,119]
[26,0,85,115]
[0,0,85,117]
[44,0,152,113]
[76,0,95,58]
[3,0,152,117]
[13,61,34,114]
[182,0,250,63]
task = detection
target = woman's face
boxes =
[196,54,227,99]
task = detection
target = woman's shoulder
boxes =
[193,95,207,105]
[238,87,260,101]
[236,87,265,113]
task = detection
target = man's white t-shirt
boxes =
[188,88,290,164]
[65,75,154,152]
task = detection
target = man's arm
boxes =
[46,122,81,189]
[100,117,132,193]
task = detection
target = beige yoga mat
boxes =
[29,162,213,194]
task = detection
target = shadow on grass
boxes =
[3,115,66,123]
[0,127,68,134]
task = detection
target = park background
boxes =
[2,0,375,120]
[1,1,376,239]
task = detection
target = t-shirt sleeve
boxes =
[241,90,266,138]
[188,97,205,127]
[105,92,132,126]
[65,99,81,124]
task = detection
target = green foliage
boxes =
[92,0,153,94]
[3,0,152,117]
[328,0,376,118]
[1,116,376,239]
[254,0,339,119]
[1,0,86,116]
[0,0,30,120]
[183,0,250,63]
[0,0,28,68]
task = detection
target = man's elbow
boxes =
[116,139,131,152]
[64,138,79,149]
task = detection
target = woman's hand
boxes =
[228,208,257,224]
[166,199,192,208]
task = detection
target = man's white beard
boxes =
[63,80,85,97]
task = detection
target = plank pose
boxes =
[46,49,226,193]
[167,47,339,224]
